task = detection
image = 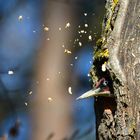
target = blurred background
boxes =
[0,0,105,140]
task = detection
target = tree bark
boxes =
[92,0,140,139]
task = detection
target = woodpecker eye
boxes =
[103,80,108,86]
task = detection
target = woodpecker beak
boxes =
[76,88,110,100]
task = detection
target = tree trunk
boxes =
[91,0,140,139]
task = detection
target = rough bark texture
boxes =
[91,0,140,139]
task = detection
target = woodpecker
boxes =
[76,78,111,100]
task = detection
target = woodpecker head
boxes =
[95,78,109,92]
[76,78,110,100]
